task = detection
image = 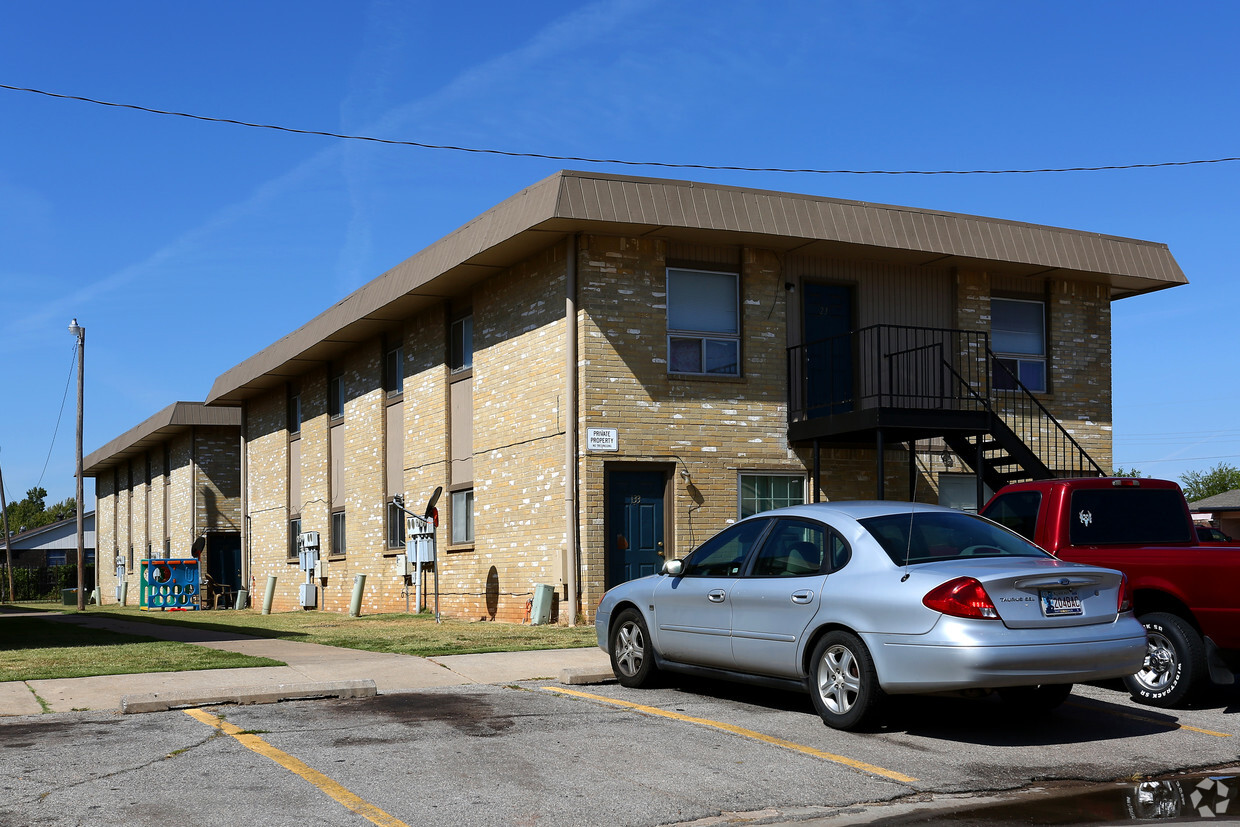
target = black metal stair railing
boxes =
[986,353,1105,479]
[787,324,1104,482]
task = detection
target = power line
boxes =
[5,82,1240,176]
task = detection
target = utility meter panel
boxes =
[406,515,436,563]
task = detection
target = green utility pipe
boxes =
[350,574,366,617]
[262,575,277,615]
[119,581,128,607]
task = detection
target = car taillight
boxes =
[923,577,1000,620]
[1117,573,1132,613]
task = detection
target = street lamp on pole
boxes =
[68,318,85,611]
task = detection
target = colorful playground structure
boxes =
[139,558,202,611]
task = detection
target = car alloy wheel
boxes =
[609,608,659,688]
[808,631,882,730]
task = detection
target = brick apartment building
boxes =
[87,170,1186,622]
[85,402,242,605]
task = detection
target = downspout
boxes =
[240,402,250,605]
[564,234,580,626]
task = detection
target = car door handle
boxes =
[707,590,726,603]
[791,590,814,604]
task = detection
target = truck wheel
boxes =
[1123,612,1205,708]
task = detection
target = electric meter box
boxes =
[299,582,317,608]
[405,515,436,563]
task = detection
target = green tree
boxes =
[1180,462,1240,503]
[2,487,76,537]
[1112,467,1145,477]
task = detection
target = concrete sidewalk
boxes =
[0,611,614,717]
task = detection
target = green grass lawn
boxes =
[0,616,284,682]
[1,603,598,683]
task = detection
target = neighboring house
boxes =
[1,512,95,567]
[83,402,242,605]
[1189,488,1240,539]
[183,170,1186,622]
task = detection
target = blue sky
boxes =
[2,0,1237,508]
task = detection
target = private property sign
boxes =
[587,428,618,452]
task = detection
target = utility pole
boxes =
[69,319,86,611]
[0,459,12,602]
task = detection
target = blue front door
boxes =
[608,470,666,588]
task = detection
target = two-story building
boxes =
[84,402,242,606]
[90,170,1187,622]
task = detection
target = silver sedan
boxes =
[595,501,1148,730]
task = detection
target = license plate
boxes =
[1040,588,1083,617]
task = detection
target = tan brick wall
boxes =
[246,389,295,610]
[1047,279,1113,471]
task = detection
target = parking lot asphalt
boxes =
[0,610,615,716]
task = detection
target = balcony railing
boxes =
[787,324,1103,479]
[788,324,991,422]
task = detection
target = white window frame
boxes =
[666,268,740,376]
[738,472,807,519]
[331,510,346,557]
[451,489,475,545]
[991,297,1047,392]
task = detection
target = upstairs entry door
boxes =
[802,283,855,416]
[607,470,667,588]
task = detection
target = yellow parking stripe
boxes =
[1065,699,1231,738]
[543,686,917,783]
[184,708,411,827]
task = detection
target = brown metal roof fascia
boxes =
[205,170,1188,405]
[205,173,569,405]
[83,402,240,476]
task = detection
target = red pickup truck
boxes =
[981,476,1240,707]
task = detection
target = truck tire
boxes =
[1123,612,1205,708]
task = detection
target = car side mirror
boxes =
[662,559,683,576]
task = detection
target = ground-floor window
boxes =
[288,517,301,559]
[739,473,806,519]
[331,510,346,556]
[451,489,474,545]
[387,499,406,549]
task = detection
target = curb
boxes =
[559,667,614,686]
[120,679,377,714]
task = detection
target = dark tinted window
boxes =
[681,519,769,577]
[1068,489,1193,545]
[982,491,1042,541]
[861,511,1047,565]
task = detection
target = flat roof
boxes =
[84,402,240,475]
[206,169,1187,405]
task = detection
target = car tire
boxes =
[997,683,1073,714]
[609,608,660,688]
[1123,612,1205,708]
[808,631,883,731]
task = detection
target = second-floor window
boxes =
[667,268,739,376]
[288,392,302,434]
[450,316,473,372]
[328,373,345,418]
[385,345,404,397]
[991,298,1046,392]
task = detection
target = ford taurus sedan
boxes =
[596,502,1148,730]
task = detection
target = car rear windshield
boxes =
[1068,488,1194,545]
[860,511,1048,566]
